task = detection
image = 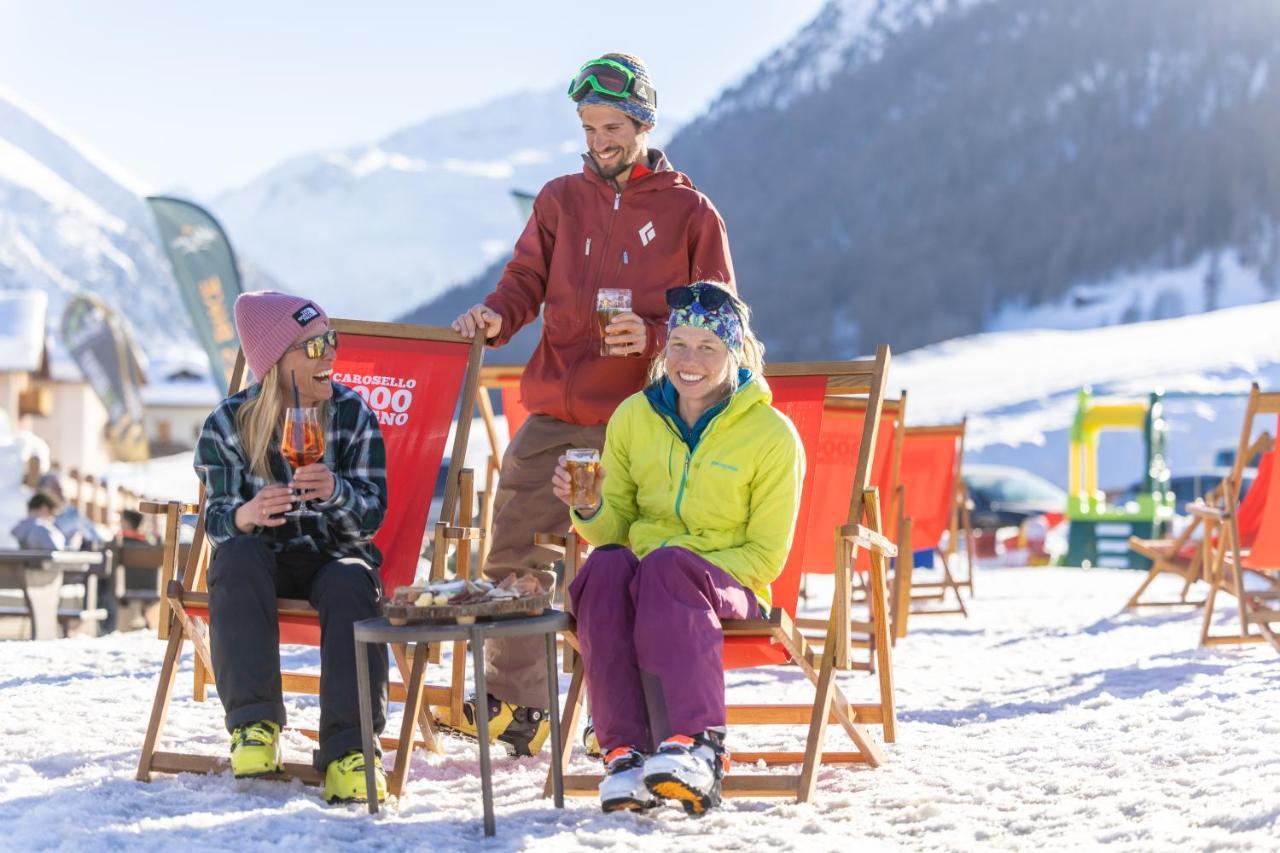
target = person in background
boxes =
[118,509,155,545]
[442,52,735,757]
[34,473,104,550]
[111,508,159,632]
[195,290,389,804]
[11,492,67,551]
[551,282,804,816]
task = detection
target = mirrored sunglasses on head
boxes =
[291,329,339,359]
[666,284,732,312]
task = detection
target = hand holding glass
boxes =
[564,448,602,510]
[597,289,632,356]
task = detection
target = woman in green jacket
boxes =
[551,282,805,817]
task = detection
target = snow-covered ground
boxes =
[1,567,1275,851]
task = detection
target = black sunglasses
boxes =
[665,285,732,312]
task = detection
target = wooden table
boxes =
[0,549,109,640]
[352,610,570,834]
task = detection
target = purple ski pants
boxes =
[567,544,758,753]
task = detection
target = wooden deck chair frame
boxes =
[1125,430,1273,609]
[1188,384,1280,652]
[475,366,527,570]
[540,348,898,803]
[796,391,907,657]
[136,320,486,791]
[891,420,977,639]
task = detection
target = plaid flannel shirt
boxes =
[195,382,388,567]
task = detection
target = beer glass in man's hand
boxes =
[596,289,632,356]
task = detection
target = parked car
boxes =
[1112,470,1255,513]
[963,464,1068,565]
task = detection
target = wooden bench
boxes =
[0,549,111,640]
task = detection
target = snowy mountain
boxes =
[213,89,588,321]
[667,0,1280,358]
[0,87,194,350]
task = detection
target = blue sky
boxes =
[0,1,825,195]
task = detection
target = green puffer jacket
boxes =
[571,374,805,610]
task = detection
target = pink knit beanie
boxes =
[233,291,329,380]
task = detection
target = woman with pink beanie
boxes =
[194,290,389,804]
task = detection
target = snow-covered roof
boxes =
[44,336,85,383]
[0,290,48,373]
[138,353,219,408]
[140,378,219,409]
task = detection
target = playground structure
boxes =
[1065,388,1175,569]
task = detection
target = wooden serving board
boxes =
[382,592,551,626]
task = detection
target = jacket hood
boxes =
[581,148,694,193]
[644,369,768,447]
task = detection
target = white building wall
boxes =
[144,404,209,451]
[31,382,111,473]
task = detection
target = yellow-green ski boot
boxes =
[324,750,387,804]
[229,720,283,778]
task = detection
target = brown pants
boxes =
[484,414,606,707]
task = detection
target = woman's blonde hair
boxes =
[235,362,330,480]
[646,285,765,391]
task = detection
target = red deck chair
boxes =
[891,421,976,638]
[1126,428,1273,609]
[475,366,530,568]
[1189,384,1280,651]
[136,320,485,792]
[476,365,530,462]
[545,350,899,804]
[794,394,906,657]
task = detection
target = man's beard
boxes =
[592,143,642,179]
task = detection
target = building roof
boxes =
[139,354,219,409]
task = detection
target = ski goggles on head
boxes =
[288,329,339,359]
[665,284,733,313]
[568,58,656,106]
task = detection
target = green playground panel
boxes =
[1064,389,1175,569]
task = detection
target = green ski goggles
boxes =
[567,58,656,106]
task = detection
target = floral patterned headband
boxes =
[665,282,743,355]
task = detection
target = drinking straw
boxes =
[290,370,304,452]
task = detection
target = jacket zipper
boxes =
[565,189,623,422]
[674,451,691,523]
[590,192,622,301]
[664,399,734,529]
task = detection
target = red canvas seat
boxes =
[891,422,976,637]
[1192,386,1280,652]
[1127,418,1274,610]
[477,366,530,458]
[797,398,903,576]
[785,395,906,662]
[136,320,485,791]
[721,373,827,671]
[474,366,532,569]
[546,351,900,804]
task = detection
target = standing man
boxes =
[440,53,735,755]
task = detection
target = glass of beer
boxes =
[596,288,632,356]
[565,448,602,510]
